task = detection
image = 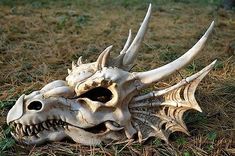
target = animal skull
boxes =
[7,4,216,145]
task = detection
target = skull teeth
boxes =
[10,119,67,137]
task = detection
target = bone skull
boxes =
[7,4,216,145]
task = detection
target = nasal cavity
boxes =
[27,101,43,111]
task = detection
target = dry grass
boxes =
[0,0,234,155]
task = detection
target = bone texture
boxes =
[7,4,216,146]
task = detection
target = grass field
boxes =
[0,0,234,155]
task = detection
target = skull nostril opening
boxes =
[27,101,42,111]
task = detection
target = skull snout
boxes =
[7,94,25,124]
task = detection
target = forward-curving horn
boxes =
[122,4,152,66]
[120,29,132,55]
[77,56,83,66]
[134,21,215,88]
[96,45,113,70]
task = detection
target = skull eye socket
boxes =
[27,101,42,111]
[79,87,112,103]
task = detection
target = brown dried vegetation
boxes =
[0,0,234,155]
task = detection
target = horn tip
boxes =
[105,45,113,51]
[148,3,152,12]
[106,45,113,52]
[204,59,217,73]
[204,21,215,37]
[209,21,215,29]
[68,69,71,74]
[211,59,217,67]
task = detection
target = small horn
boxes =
[72,61,76,69]
[96,45,113,70]
[123,4,152,66]
[134,21,215,88]
[77,56,83,65]
[120,29,132,55]
[68,69,71,74]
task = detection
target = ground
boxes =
[0,0,234,155]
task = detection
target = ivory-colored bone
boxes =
[7,4,216,146]
[41,80,68,92]
[133,60,217,102]
[72,61,76,69]
[96,45,113,69]
[123,4,152,65]
[134,21,214,87]
[120,29,132,55]
[77,56,83,65]
[7,94,25,124]
[43,86,75,98]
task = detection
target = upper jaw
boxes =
[9,118,68,140]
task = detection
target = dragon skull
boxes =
[7,4,216,145]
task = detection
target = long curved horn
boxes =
[134,21,215,87]
[122,4,152,66]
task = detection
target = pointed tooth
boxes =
[46,121,51,128]
[13,122,17,128]
[34,126,38,134]
[49,120,54,125]
[29,125,34,135]
[23,125,26,131]
[53,119,57,126]
[65,125,69,130]
[23,125,27,133]
[59,120,63,125]
[33,125,38,134]
[15,124,19,134]
[31,125,36,135]
[26,126,31,136]
[58,120,61,125]
[42,122,49,130]
[20,127,24,136]
[54,120,58,125]
[39,123,44,131]
[35,125,39,131]
[36,124,39,130]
